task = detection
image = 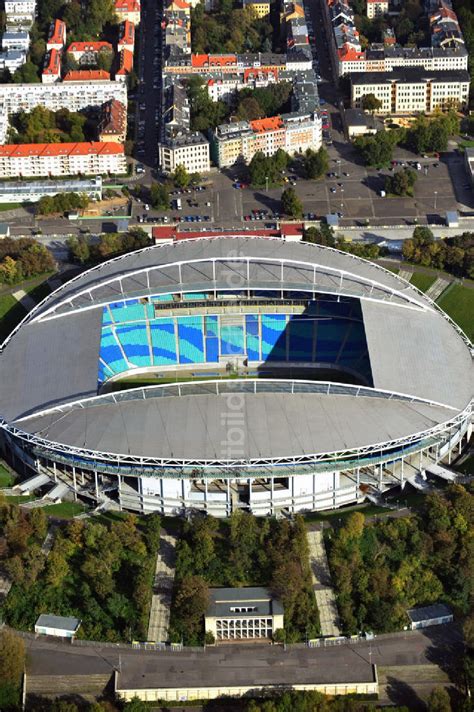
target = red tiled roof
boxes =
[43,48,61,75]
[338,45,364,61]
[170,0,190,9]
[118,19,135,45]
[244,67,278,82]
[250,116,284,133]
[191,53,237,67]
[64,70,111,81]
[47,19,66,46]
[0,142,124,158]
[116,48,134,74]
[67,41,113,53]
[115,0,141,12]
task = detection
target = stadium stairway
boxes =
[306,529,341,637]
[147,532,177,644]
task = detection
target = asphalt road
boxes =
[24,624,464,707]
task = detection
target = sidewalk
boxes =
[147,532,177,644]
[306,529,341,637]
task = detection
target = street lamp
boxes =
[434,190,438,210]
[336,159,341,178]
[265,175,269,193]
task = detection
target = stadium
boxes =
[0,234,472,516]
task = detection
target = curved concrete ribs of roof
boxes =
[31,256,429,323]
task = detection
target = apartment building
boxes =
[158,132,210,174]
[2,30,29,51]
[242,0,271,18]
[98,99,127,143]
[4,0,36,22]
[67,41,113,64]
[118,20,135,52]
[46,19,66,51]
[114,0,141,25]
[351,68,470,114]
[366,0,388,19]
[0,49,26,72]
[42,48,61,83]
[212,111,321,167]
[64,69,111,82]
[0,142,126,178]
[0,81,127,116]
[115,48,134,82]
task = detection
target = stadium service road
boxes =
[24,624,463,707]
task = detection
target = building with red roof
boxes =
[0,142,127,178]
[42,49,61,84]
[98,99,127,143]
[114,0,141,25]
[115,48,134,82]
[118,20,135,52]
[46,19,66,52]
[66,41,113,64]
[64,69,111,82]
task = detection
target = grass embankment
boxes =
[410,272,436,293]
[0,295,26,343]
[0,463,14,488]
[436,283,474,341]
[41,502,88,519]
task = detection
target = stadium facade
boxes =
[0,236,472,516]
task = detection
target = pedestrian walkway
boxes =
[147,532,177,643]
[11,289,36,310]
[306,528,341,637]
[426,277,450,301]
[398,269,412,282]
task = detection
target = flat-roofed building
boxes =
[35,614,81,639]
[242,0,270,17]
[205,587,284,642]
[407,604,453,630]
[0,142,126,178]
[351,68,470,114]
[158,131,210,174]
[0,176,102,203]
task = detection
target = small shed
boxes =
[325,213,339,228]
[445,211,459,228]
[35,614,81,639]
[0,223,10,238]
[406,604,453,630]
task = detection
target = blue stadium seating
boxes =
[115,324,151,367]
[151,319,177,366]
[97,295,372,386]
[177,316,205,364]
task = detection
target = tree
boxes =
[303,147,329,180]
[426,687,452,712]
[281,187,303,218]
[0,629,25,685]
[13,61,40,83]
[303,224,335,247]
[173,575,209,640]
[150,182,170,211]
[354,130,401,166]
[173,164,190,189]
[67,235,91,264]
[385,168,417,196]
[361,93,383,113]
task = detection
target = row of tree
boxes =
[67,229,151,265]
[2,503,161,642]
[36,192,90,216]
[402,227,474,278]
[327,483,473,634]
[0,237,56,285]
[9,106,90,145]
[191,0,273,55]
[170,512,320,645]
[303,226,385,260]
[354,112,460,167]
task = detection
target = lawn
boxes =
[410,272,436,293]
[0,463,14,488]
[5,494,36,504]
[42,502,88,519]
[0,294,27,343]
[303,502,390,525]
[0,202,22,211]
[436,283,474,341]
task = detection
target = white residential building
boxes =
[158,132,210,174]
[0,49,26,72]
[351,68,470,114]
[0,142,127,179]
[0,81,127,117]
[367,0,388,19]
[4,0,36,22]
[2,30,30,51]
